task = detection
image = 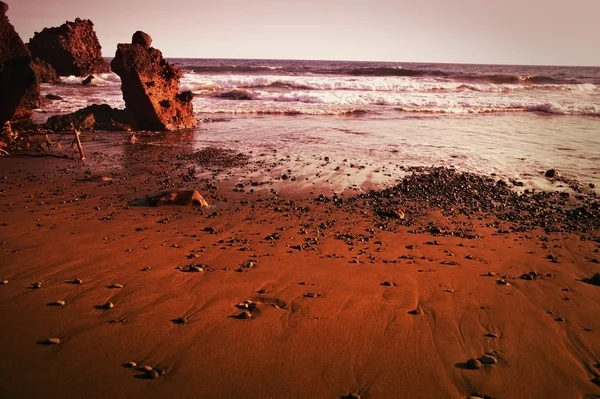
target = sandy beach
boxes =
[1,136,599,399]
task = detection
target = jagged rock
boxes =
[31,57,60,83]
[28,18,110,77]
[132,31,152,49]
[110,32,197,131]
[0,3,40,124]
[44,104,135,132]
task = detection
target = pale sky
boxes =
[7,0,600,66]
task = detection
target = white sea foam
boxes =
[60,73,120,87]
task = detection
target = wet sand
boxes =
[0,135,599,399]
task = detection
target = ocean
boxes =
[34,59,600,191]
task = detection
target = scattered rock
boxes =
[1,279,8,285]
[45,94,63,101]
[124,361,137,368]
[43,337,60,345]
[584,273,600,286]
[485,332,499,338]
[107,283,123,289]
[465,358,482,370]
[172,316,187,324]
[480,354,497,365]
[28,18,110,76]
[545,169,558,178]
[70,278,83,284]
[232,310,252,319]
[145,369,160,379]
[408,308,423,315]
[32,281,42,289]
[100,301,114,309]
[49,300,66,306]
[110,31,197,131]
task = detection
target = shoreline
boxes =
[1,139,599,398]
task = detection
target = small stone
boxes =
[54,300,66,306]
[480,354,497,365]
[234,310,252,319]
[545,169,558,178]
[125,361,137,368]
[45,337,60,345]
[141,266,151,271]
[146,369,160,379]
[132,31,152,49]
[141,365,153,372]
[380,281,392,286]
[102,301,114,309]
[555,316,565,322]
[32,282,42,289]
[173,316,187,324]
[1,280,8,285]
[72,278,83,284]
[496,278,510,286]
[465,358,482,370]
[108,283,123,289]
[485,332,499,338]
[408,308,423,315]
[347,393,361,399]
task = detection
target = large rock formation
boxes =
[0,1,40,124]
[28,18,110,77]
[31,57,60,83]
[110,31,197,131]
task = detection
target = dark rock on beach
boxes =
[81,75,94,85]
[110,31,197,131]
[44,104,135,131]
[0,2,40,124]
[28,18,110,77]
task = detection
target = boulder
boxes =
[44,104,135,132]
[0,2,40,124]
[132,31,152,49]
[110,32,197,131]
[31,57,60,83]
[28,18,110,77]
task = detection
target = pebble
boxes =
[347,393,361,399]
[380,281,393,286]
[408,308,423,315]
[173,316,187,324]
[32,282,42,289]
[1,280,8,285]
[45,337,60,345]
[102,301,114,309]
[141,266,152,271]
[480,354,497,365]
[146,370,160,379]
[108,284,123,289]
[496,278,510,286]
[72,278,83,285]
[141,365,153,372]
[53,300,66,306]
[465,358,482,370]
[125,361,137,368]
[485,332,499,338]
[235,310,252,319]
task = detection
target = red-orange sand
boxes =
[0,142,599,399]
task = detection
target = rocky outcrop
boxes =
[0,1,40,124]
[28,18,110,77]
[44,104,135,132]
[31,57,60,83]
[110,31,197,131]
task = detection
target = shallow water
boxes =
[34,59,600,191]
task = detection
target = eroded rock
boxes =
[0,3,40,124]
[110,31,197,131]
[28,18,110,77]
